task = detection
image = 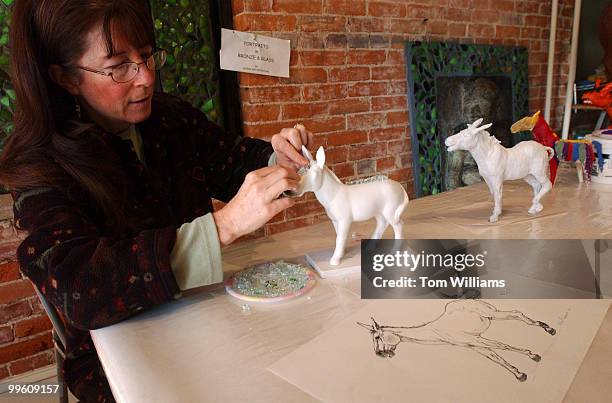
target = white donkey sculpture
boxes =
[295,146,409,265]
[357,300,556,382]
[445,118,554,223]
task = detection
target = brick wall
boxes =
[233,0,574,236]
[1,194,53,380]
[0,0,575,381]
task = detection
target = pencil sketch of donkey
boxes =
[290,146,409,266]
[445,118,554,223]
[357,300,556,382]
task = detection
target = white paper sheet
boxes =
[269,299,610,403]
[220,29,290,77]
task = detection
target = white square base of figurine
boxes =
[305,246,361,278]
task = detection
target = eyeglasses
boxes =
[75,50,167,83]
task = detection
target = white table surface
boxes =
[91,166,612,402]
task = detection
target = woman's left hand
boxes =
[270,124,314,170]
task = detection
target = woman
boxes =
[0,1,311,401]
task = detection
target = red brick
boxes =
[347,33,370,48]
[497,0,514,12]
[8,352,54,376]
[448,22,467,37]
[322,146,348,163]
[272,0,322,14]
[496,25,521,39]
[0,240,20,263]
[531,52,547,64]
[288,67,328,84]
[524,15,549,27]
[446,8,471,21]
[376,156,397,171]
[234,14,297,31]
[300,116,346,133]
[391,80,408,96]
[347,112,385,130]
[399,153,412,169]
[371,96,407,111]
[303,83,348,101]
[266,217,313,235]
[299,16,346,32]
[356,159,375,175]
[329,98,370,115]
[299,33,326,49]
[241,86,300,103]
[310,134,327,150]
[449,0,469,6]
[332,162,355,178]
[348,142,387,161]
[370,35,389,48]
[388,140,410,155]
[14,315,53,338]
[232,0,245,14]
[285,200,325,219]
[371,65,405,80]
[388,168,412,183]
[328,130,368,146]
[472,10,499,23]
[0,279,35,305]
[407,4,438,19]
[369,1,405,17]
[300,50,346,66]
[387,19,426,35]
[521,27,541,39]
[243,121,289,139]
[238,73,280,87]
[472,0,490,9]
[325,33,348,48]
[499,13,521,26]
[369,127,405,142]
[324,0,367,16]
[0,365,8,379]
[468,23,495,38]
[242,104,281,122]
[245,0,271,12]
[282,102,329,119]
[29,297,44,315]
[329,67,370,82]
[348,82,388,97]
[347,50,386,65]
[347,17,385,32]
[386,111,409,126]
[516,2,539,14]
[0,325,13,345]
[0,261,21,283]
[0,332,52,364]
[386,50,404,65]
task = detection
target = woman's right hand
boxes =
[212,166,299,246]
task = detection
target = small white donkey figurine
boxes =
[445,118,554,223]
[295,146,409,265]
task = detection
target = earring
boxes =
[74,97,82,120]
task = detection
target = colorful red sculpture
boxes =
[511,111,560,184]
[582,80,612,125]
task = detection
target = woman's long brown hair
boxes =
[0,0,155,233]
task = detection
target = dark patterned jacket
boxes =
[12,93,273,402]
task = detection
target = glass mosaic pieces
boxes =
[225,260,316,303]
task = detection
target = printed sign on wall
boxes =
[220,29,290,78]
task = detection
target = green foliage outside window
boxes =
[0,0,14,149]
[0,0,223,153]
[149,0,223,125]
